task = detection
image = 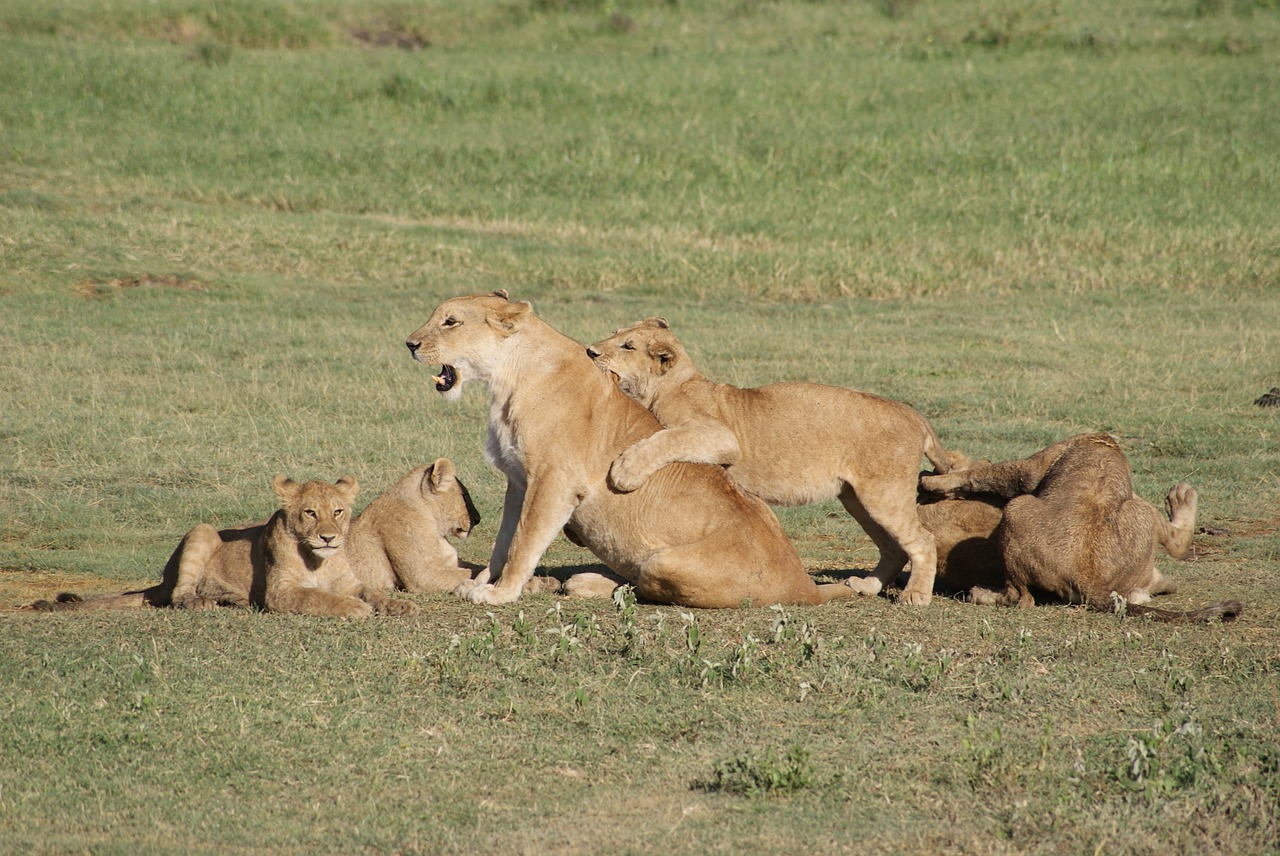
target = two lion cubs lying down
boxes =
[35,461,486,618]
[404,292,1239,621]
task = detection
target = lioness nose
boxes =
[586,346,600,359]
[406,340,420,355]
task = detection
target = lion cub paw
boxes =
[919,472,968,498]
[378,598,421,617]
[844,576,884,597]
[173,595,220,611]
[608,452,651,493]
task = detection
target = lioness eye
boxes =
[620,342,635,350]
[442,317,459,327]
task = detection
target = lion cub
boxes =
[588,317,951,606]
[34,473,436,618]
[919,434,1242,621]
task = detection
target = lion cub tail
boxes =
[1120,599,1244,624]
[31,590,151,613]
[921,422,953,475]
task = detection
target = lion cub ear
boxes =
[492,289,510,300]
[273,474,301,505]
[334,475,359,502]
[644,317,670,329]
[487,299,533,334]
[426,458,457,494]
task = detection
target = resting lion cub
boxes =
[587,317,951,606]
[34,473,437,617]
[405,291,854,608]
[919,434,1242,621]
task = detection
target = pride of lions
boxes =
[36,291,1242,624]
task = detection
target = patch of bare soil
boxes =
[349,23,430,51]
[75,274,205,298]
[0,570,150,611]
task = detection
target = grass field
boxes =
[2,1,1278,852]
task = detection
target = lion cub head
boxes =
[587,317,691,408]
[272,475,359,560]
[405,290,534,402]
[422,458,480,541]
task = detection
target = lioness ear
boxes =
[427,458,456,494]
[273,474,299,505]
[334,475,358,501]
[487,300,533,335]
[651,345,677,373]
[644,317,670,330]
[492,289,509,300]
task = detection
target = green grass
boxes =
[1,1,1278,852]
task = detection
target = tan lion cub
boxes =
[34,475,422,618]
[587,317,951,606]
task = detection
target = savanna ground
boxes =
[1,0,1278,852]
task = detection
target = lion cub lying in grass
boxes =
[918,434,1243,622]
[587,317,951,606]
[34,461,480,617]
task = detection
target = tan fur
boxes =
[918,434,1242,622]
[346,459,481,593]
[586,317,950,606]
[33,475,429,617]
[404,292,854,608]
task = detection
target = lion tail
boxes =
[1116,599,1243,624]
[921,421,952,475]
[30,588,156,613]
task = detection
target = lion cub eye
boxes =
[333,509,344,518]
[620,342,635,350]
[304,509,318,519]
[442,317,459,328]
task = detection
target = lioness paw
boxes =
[899,588,933,606]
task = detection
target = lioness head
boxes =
[423,458,481,540]
[586,317,689,408]
[272,475,359,560]
[405,290,533,402]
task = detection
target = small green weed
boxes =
[697,745,816,797]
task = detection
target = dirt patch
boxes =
[0,570,151,611]
[349,23,430,51]
[75,274,205,298]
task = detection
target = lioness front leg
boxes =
[458,481,579,605]
[609,420,740,493]
[268,586,374,619]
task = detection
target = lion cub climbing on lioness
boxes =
[588,317,951,605]
[919,433,1242,621]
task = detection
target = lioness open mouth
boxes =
[433,365,458,393]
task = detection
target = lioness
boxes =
[586,317,950,605]
[33,474,428,618]
[918,434,1243,621]
[404,291,854,608]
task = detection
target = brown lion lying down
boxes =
[918,434,1242,623]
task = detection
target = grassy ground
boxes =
[2,1,1278,852]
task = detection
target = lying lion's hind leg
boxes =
[170,524,222,610]
[1157,483,1198,560]
[967,584,1034,608]
[815,582,858,604]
